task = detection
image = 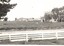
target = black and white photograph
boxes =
[0,0,64,45]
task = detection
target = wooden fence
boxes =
[0,30,64,42]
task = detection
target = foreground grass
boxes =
[0,39,64,45]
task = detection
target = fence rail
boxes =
[0,30,64,42]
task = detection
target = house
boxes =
[49,17,57,22]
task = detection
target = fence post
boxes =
[42,33,43,40]
[56,32,58,40]
[26,34,28,42]
[9,34,11,41]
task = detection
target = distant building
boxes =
[31,18,41,22]
[15,18,41,22]
[49,17,57,22]
[16,18,28,21]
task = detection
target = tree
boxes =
[43,6,64,22]
[0,0,10,3]
[52,8,59,20]
[4,17,8,21]
[44,12,52,21]
[0,0,17,20]
[52,7,64,22]
[15,18,17,21]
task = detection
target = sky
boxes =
[6,0,64,21]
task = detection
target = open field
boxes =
[0,21,64,44]
[0,21,64,30]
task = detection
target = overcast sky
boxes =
[6,0,64,21]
